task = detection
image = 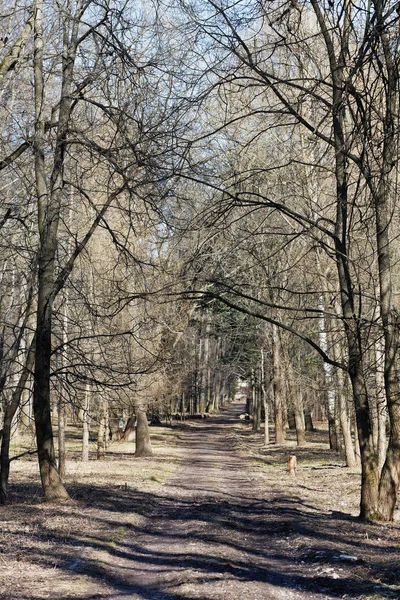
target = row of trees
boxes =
[168,0,400,521]
[0,0,399,521]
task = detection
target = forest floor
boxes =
[0,401,399,600]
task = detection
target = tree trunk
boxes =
[294,387,306,447]
[335,367,357,468]
[32,0,80,503]
[311,0,380,520]
[122,414,136,442]
[104,402,110,449]
[261,348,269,445]
[97,400,107,460]
[0,401,18,505]
[252,368,260,432]
[287,411,296,430]
[181,393,186,421]
[58,398,66,478]
[135,405,153,457]
[317,293,339,451]
[331,327,357,468]
[0,344,35,504]
[20,384,32,429]
[366,0,400,522]
[304,410,314,432]
[375,337,387,473]
[351,366,379,519]
[81,383,90,461]
[272,326,285,445]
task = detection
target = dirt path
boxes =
[2,401,399,599]
[74,402,399,600]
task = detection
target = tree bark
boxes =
[0,7,34,83]
[58,398,66,479]
[368,1,400,521]
[317,293,338,451]
[0,344,35,504]
[81,383,90,462]
[374,338,387,473]
[122,415,136,442]
[32,0,85,502]
[261,348,269,445]
[135,404,153,457]
[272,326,285,445]
[304,410,314,432]
[311,0,379,519]
[97,399,107,460]
[294,387,306,447]
[252,368,260,432]
[335,367,357,468]
[330,321,358,468]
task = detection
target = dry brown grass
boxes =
[0,423,182,599]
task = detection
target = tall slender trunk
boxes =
[97,399,107,460]
[272,326,285,445]
[252,368,260,432]
[335,365,357,468]
[317,293,338,451]
[58,398,66,479]
[21,383,33,429]
[198,335,205,413]
[0,342,35,504]
[261,348,269,445]
[294,385,306,447]
[330,317,358,468]
[375,338,387,472]
[311,0,379,518]
[368,3,400,520]
[81,382,90,461]
[32,0,84,502]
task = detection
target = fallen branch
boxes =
[9,449,37,462]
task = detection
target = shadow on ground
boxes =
[2,477,399,598]
[2,405,399,599]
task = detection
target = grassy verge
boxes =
[0,422,183,599]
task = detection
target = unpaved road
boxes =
[76,402,399,600]
[2,401,399,599]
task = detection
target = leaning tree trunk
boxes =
[135,404,153,457]
[122,414,136,442]
[0,344,35,504]
[0,276,36,503]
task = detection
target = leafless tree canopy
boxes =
[0,0,399,521]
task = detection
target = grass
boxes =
[7,420,182,504]
[0,419,184,598]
